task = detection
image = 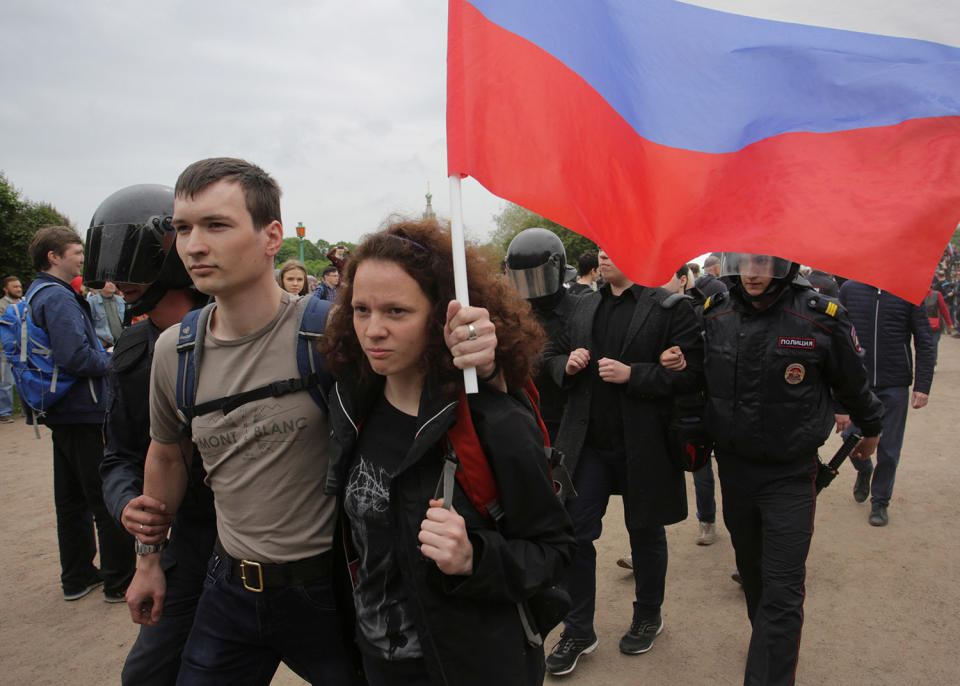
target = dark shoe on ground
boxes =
[619,608,663,655]
[545,632,598,676]
[104,590,127,603]
[853,466,873,503]
[731,572,743,585]
[0,415,13,423]
[63,575,104,601]
[616,553,633,570]
[869,502,889,527]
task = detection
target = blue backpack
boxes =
[0,281,85,418]
[174,295,333,433]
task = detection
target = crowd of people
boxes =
[0,156,944,686]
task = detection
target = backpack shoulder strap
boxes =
[443,390,503,522]
[295,295,332,414]
[175,304,214,429]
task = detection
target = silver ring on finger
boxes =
[467,323,478,340]
[139,523,144,531]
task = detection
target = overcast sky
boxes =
[2,1,955,252]
[0,0,505,246]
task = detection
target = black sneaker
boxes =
[869,502,889,527]
[619,610,663,655]
[63,575,103,602]
[853,466,872,503]
[545,633,598,676]
[104,590,127,604]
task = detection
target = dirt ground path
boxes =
[2,340,958,685]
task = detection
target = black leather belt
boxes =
[214,541,332,592]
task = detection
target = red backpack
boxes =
[438,379,573,648]
[439,378,570,522]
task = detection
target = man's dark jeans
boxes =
[51,423,134,596]
[121,516,217,686]
[561,446,667,637]
[847,385,910,507]
[693,456,716,523]
[176,552,361,686]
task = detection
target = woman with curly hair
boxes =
[321,217,574,686]
[277,259,309,296]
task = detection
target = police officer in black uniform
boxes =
[688,253,883,686]
[86,184,215,686]
[504,228,581,442]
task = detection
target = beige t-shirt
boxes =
[150,291,335,563]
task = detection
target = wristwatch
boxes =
[135,539,168,556]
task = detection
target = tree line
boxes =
[1,170,601,284]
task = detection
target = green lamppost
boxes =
[296,222,306,262]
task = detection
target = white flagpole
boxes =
[448,174,479,394]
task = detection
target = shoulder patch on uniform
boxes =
[850,325,863,353]
[806,294,839,317]
[704,290,727,312]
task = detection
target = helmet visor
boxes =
[717,253,793,280]
[83,220,172,288]
[505,261,563,300]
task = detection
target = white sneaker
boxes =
[696,521,717,546]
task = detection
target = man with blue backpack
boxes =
[126,158,499,685]
[19,226,133,601]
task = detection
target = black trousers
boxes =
[717,452,817,686]
[51,423,134,595]
[562,445,667,638]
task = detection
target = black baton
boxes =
[815,432,862,494]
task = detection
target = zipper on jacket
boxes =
[334,383,359,436]
[414,401,457,441]
[873,289,880,387]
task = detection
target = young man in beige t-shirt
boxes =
[125,158,499,685]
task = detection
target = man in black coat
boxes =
[541,250,703,677]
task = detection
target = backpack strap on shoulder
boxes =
[295,295,333,415]
[175,304,214,432]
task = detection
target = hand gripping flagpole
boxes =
[448,175,479,394]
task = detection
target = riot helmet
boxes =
[717,252,800,302]
[84,184,192,316]
[504,228,566,307]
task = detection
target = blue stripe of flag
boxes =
[466,0,960,154]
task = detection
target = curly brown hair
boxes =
[322,217,545,393]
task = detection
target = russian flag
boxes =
[447,0,960,303]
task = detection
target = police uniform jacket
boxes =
[703,284,884,463]
[542,285,704,530]
[533,290,579,441]
[100,319,216,563]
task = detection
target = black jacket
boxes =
[695,273,728,299]
[703,284,884,463]
[838,281,935,392]
[324,373,575,686]
[542,284,704,529]
[100,319,216,565]
[532,290,579,442]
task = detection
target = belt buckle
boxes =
[240,560,264,592]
